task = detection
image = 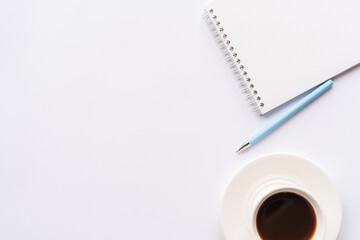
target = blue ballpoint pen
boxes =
[237,79,333,152]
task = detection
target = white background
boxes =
[0,0,359,239]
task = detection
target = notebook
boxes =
[204,0,360,114]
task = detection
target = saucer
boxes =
[221,153,342,240]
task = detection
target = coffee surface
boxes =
[256,192,316,240]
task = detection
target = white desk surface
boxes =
[0,0,359,239]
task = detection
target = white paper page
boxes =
[205,0,360,114]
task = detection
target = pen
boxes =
[237,79,333,152]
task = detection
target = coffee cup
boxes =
[245,179,325,240]
[220,153,342,240]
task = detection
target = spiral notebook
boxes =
[204,0,360,114]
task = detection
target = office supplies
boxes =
[204,0,360,114]
[237,79,333,152]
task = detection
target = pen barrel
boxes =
[249,80,333,145]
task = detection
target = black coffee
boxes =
[256,192,316,240]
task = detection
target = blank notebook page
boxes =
[205,0,360,114]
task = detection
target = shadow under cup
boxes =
[250,187,325,240]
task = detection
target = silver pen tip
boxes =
[236,141,250,153]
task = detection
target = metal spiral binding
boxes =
[203,9,264,111]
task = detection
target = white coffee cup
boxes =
[245,178,326,240]
[220,153,341,240]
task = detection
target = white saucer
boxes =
[221,153,342,240]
